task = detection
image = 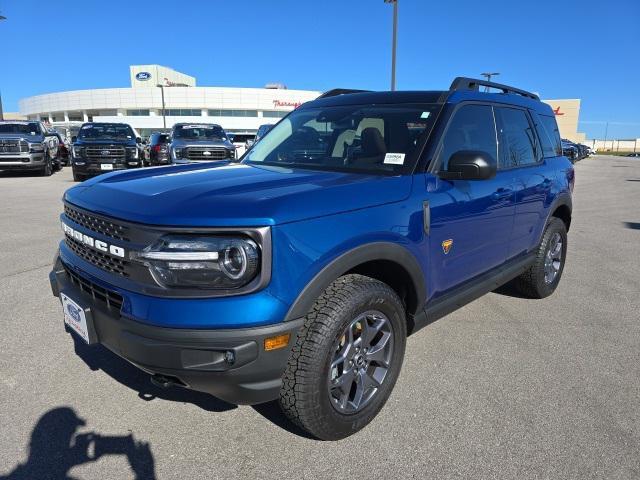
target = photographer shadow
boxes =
[0,407,155,480]
[71,335,237,413]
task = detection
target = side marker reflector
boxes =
[264,333,291,351]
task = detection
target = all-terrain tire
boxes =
[39,155,53,177]
[513,217,568,298]
[279,274,407,440]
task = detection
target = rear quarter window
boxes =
[538,114,562,157]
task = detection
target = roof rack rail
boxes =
[449,77,539,100]
[317,88,371,99]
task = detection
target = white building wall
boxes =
[18,86,320,133]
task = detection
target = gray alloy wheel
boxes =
[327,310,394,414]
[279,274,406,440]
[543,232,563,284]
[512,217,567,299]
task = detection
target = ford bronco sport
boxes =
[50,77,574,440]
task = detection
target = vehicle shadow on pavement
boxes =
[71,336,237,413]
[623,222,640,230]
[251,401,316,439]
[0,406,156,480]
[492,281,532,299]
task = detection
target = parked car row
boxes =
[67,121,278,182]
[561,138,591,163]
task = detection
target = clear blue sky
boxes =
[1,0,638,139]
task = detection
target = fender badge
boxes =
[442,239,453,255]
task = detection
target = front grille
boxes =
[63,262,123,311]
[0,139,28,154]
[65,236,129,277]
[186,147,228,161]
[64,204,130,241]
[84,145,125,161]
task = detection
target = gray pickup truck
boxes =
[0,121,60,176]
[169,123,236,163]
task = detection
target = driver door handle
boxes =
[492,187,513,201]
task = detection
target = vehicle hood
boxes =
[64,162,412,227]
[75,138,137,146]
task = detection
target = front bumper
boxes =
[0,152,45,169]
[72,160,141,176]
[50,255,303,405]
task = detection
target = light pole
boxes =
[157,83,166,129]
[385,0,398,91]
[481,72,500,91]
[0,13,6,121]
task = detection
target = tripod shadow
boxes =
[0,407,155,480]
[70,335,237,413]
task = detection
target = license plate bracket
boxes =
[60,292,98,344]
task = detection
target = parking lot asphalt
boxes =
[0,156,639,479]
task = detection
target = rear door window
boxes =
[494,107,538,168]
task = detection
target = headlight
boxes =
[127,147,139,159]
[29,143,45,152]
[72,146,83,158]
[134,235,260,289]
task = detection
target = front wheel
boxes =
[513,217,568,298]
[39,156,53,177]
[279,274,406,440]
[72,170,84,182]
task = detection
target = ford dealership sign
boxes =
[136,72,152,81]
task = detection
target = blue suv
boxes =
[50,77,574,440]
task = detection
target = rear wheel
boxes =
[279,274,406,440]
[513,217,567,298]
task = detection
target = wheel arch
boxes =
[283,242,426,325]
[548,194,572,232]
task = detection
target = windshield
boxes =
[78,124,135,140]
[243,104,439,174]
[174,125,225,140]
[0,122,42,136]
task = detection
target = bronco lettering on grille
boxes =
[62,222,126,258]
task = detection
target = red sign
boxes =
[553,107,565,116]
[273,100,303,109]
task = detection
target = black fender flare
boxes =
[284,242,426,321]
[538,193,572,244]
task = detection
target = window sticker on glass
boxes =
[420,111,431,119]
[383,153,405,165]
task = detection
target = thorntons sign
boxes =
[273,100,303,109]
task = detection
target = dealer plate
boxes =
[100,163,113,171]
[61,293,90,344]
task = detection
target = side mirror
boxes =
[227,133,235,143]
[439,150,496,180]
[71,136,77,143]
[136,137,142,144]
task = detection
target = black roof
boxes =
[303,90,446,108]
[303,77,540,109]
